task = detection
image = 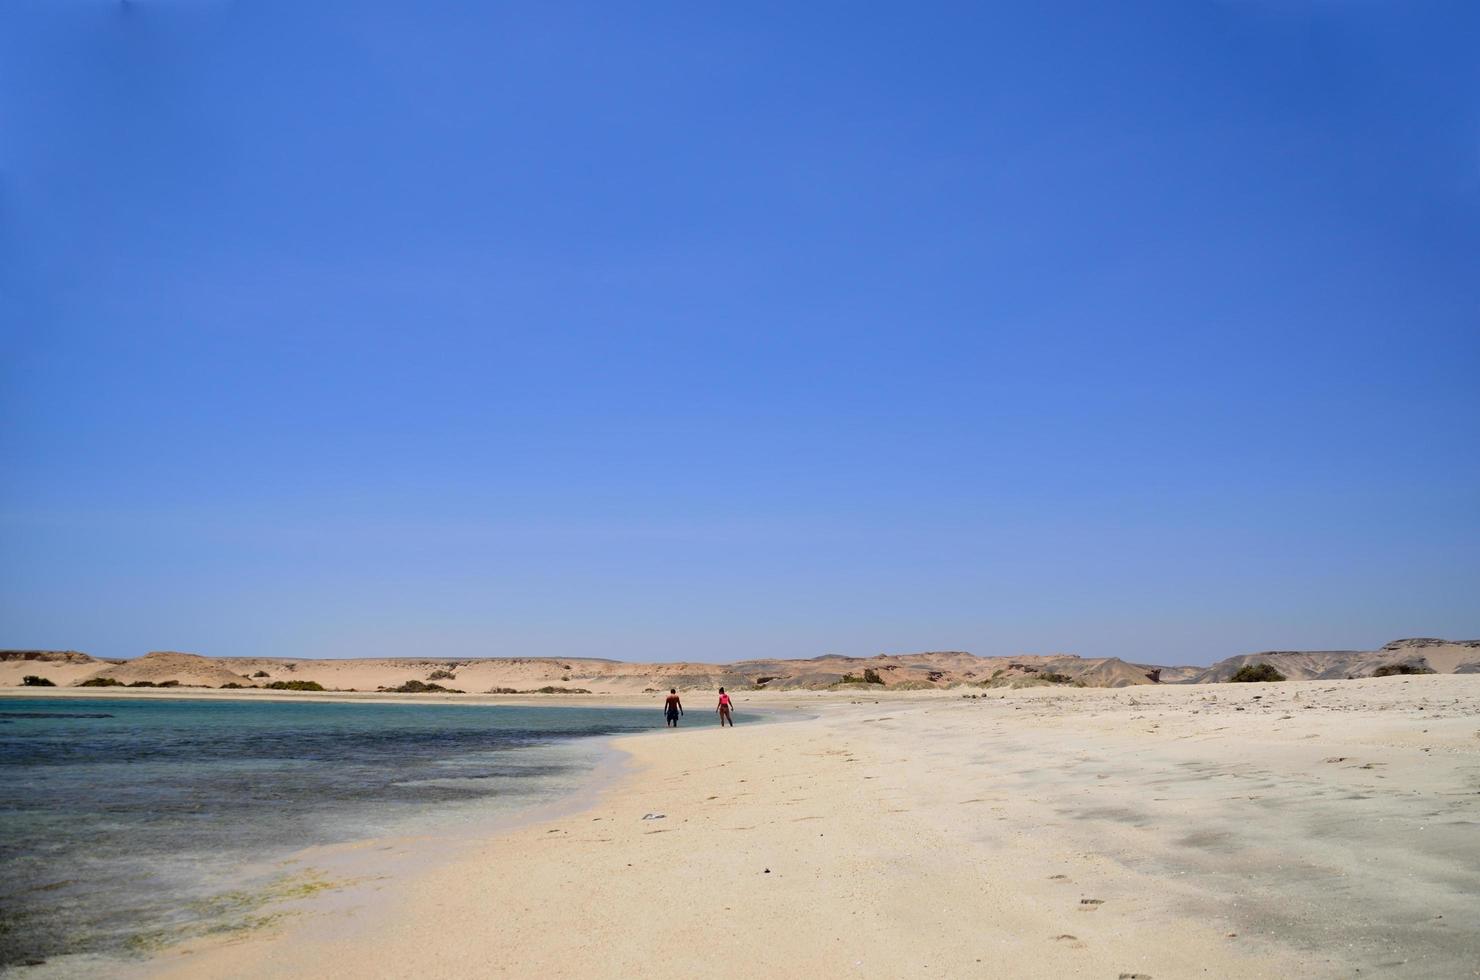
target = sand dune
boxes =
[4,638,1478,693]
[81,652,255,689]
[0,650,114,687]
[1185,639,1480,683]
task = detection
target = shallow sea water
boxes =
[0,696,671,967]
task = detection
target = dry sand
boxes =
[30,677,1480,979]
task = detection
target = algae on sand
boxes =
[123,870,344,955]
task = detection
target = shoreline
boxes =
[137,692,1306,978]
[0,687,671,710]
[1,699,696,977]
[0,686,836,713]
[12,677,1480,978]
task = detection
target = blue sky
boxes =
[3,1,1477,665]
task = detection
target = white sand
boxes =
[73,676,1469,979]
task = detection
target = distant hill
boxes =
[1183,638,1480,683]
[4,639,1477,692]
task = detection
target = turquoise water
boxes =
[0,696,684,967]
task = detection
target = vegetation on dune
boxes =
[379,680,462,693]
[22,675,55,686]
[839,668,885,685]
[252,670,270,678]
[971,675,1085,690]
[481,684,593,694]
[219,682,253,689]
[1372,663,1436,677]
[426,669,456,681]
[264,680,327,691]
[1228,663,1286,683]
[77,677,124,687]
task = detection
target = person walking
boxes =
[716,687,734,727]
[664,688,683,727]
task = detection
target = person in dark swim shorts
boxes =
[664,688,683,727]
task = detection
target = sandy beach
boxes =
[33,675,1461,979]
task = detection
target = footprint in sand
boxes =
[1118,974,1152,979]
[1077,898,1104,910]
[1047,874,1068,881]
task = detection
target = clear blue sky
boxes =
[3,2,1477,665]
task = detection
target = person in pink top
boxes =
[716,687,734,727]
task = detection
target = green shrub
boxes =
[128,680,157,687]
[839,669,885,685]
[77,677,124,687]
[264,680,326,691]
[22,675,55,686]
[427,669,456,681]
[1229,664,1286,683]
[486,687,520,694]
[379,680,462,693]
[1372,663,1436,677]
[252,670,270,678]
[525,686,591,694]
[1040,672,1074,684]
[219,682,251,689]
